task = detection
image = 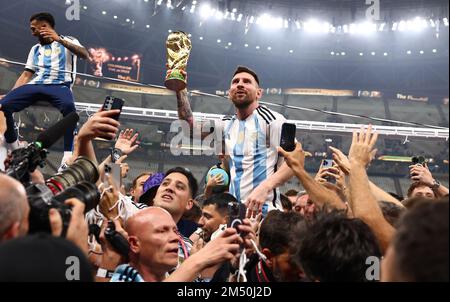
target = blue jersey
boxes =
[217,105,287,209]
[25,36,82,85]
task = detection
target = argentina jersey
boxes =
[25,36,82,85]
[219,105,287,209]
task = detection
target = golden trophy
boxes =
[165,31,192,91]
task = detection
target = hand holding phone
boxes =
[102,96,124,121]
[280,123,296,152]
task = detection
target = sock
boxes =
[61,151,73,164]
[7,140,22,151]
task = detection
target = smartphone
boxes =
[102,96,124,121]
[227,202,247,233]
[322,159,334,169]
[411,156,426,177]
[321,159,336,184]
[280,123,296,152]
[104,163,122,188]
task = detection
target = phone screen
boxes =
[280,123,296,152]
[227,202,247,232]
[322,159,334,169]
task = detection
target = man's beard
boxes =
[231,96,253,109]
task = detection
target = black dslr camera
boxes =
[104,221,130,257]
[25,157,100,237]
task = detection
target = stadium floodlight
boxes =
[215,10,223,20]
[356,21,377,34]
[304,19,329,33]
[432,49,437,53]
[383,52,388,56]
[371,51,376,56]
[237,14,243,22]
[359,52,364,56]
[256,14,283,29]
[190,4,196,13]
[406,50,412,54]
[289,49,294,54]
[407,17,427,31]
[200,4,214,19]
[429,19,436,27]
[419,50,424,54]
[330,51,335,55]
[444,18,449,27]
[392,22,398,31]
[343,24,349,33]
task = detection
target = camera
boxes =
[26,156,100,236]
[26,181,100,236]
[46,157,99,195]
[411,156,426,166]
[104,221,130,257]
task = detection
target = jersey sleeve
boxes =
[25,45,37,73]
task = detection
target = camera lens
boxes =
[46,156,99,193]
[53,181,100,213]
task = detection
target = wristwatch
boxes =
[431,179,441,190]
[111,148,123,163]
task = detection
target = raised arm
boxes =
[347,126,395,253]
[278,143,347,212]
[176,89,194,129]
[39,26,89,59]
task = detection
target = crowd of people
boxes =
[0,12,448,282]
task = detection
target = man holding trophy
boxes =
[165,31,294,218]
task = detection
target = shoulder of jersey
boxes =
[221,114,234,121]
[256,105,283,124]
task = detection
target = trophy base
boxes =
[165,78,187,92]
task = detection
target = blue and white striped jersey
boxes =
[217,105,287,210]
[25,36,82,85]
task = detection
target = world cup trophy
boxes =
[165,31,192,91]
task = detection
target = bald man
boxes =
[109,207,242,282]
[0,174,29,242]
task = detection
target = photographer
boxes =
[103,207,241,282]
[408,163,448,199]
